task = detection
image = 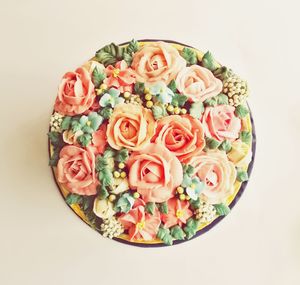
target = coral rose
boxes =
[161,198,193,228]
[54,67,96,116]
[175,65,223,102]
[56,145,98,196]
[91,123,107,155]
[201,105,241,142]
[131,41,186,84]
[106,103,156,151]
[151,115,205,163]
[127,143,183,203]
[118,199,161,241]
[190,150,237,204]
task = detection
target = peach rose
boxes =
[91,123,107,155]
[190,150,236,204]
[106,103,156,151]
[54,67,96,116]
[56,145,98,196]
[175,65,223,102]
[131,41,186,84]
[127,143,183,203]
[151,115,205,163]
[201,105,241,142]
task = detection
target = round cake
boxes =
[48,39,255,246]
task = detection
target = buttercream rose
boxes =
[176,65,223,102]
[131,41,186,84]
[190,150,236,204]
[106,103,156,151]
[54,67,96,116]
[56,145,98,195]
[127,143,183,203]
[151,115,205,163]
[201,105,241,142]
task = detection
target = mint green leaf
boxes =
[134,82,145,95]
[240,131,251,144]
[61,116,72,130]
[216,93,229,105]
[95,43,123,66]
[115,193,134,213]
[95,155,109,171]
[203,97,217,107]
[145,202,155,215]
[92,66,106,88]
[171,93,188,107]
[99,168,113,186]
[99,107,113,119]
[170,225,186,240]
[49,148,60,166]
[235,105,249,118]
[48,131,60,145]
[77,134,92,147]
[125,39,139,55]
[183,164,195,176]
[190,101,204,119]
[152,103,167,120]
[218,140,232,153]
[168,79,177,93]
[159,202,168,214]
[157,227,173,246]
[189,198,201,210]
[213,66,233,81]
[181,174,192,188]
[71,120,82,132]
[214,203,230,216]
[205,137,221,149]
[183,218,199,239]
[97,185,109,200]
[103,147,116,159]
[114,148,129,163]
[66,193,82,205]
[201,51,219,71]
[181,47,197,65]
[237,168,249,182]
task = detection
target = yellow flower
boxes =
[227,140,251,167]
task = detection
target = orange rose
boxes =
[127,143,183,203]
[106,103,156,151]
[175,65,223,102]
[54,67,96,116]
[131,41,186,84]
[151,115,205,163]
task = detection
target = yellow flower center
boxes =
[176,209,184,218]
[112,68,120,77]
[136,220,145,230]
[190,184,196,189]
[86,121,91,126]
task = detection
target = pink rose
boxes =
[151,115,205,163]
[131,41,186,84]
[175,65,223,102]
[118,198,161,241]
[190,150,237,204]
[201,105,241,142]
[161,198,193,228]
[127,143,183,203]
[54,67,96,116]
[56,145,98,196]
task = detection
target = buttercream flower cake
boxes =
[48,40,255,246]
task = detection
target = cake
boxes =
[48,39,255,246]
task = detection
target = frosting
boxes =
[151,115,205,163]
[93,197,115,219]
[127,143,183,203]
[227,139,252,167]
[91,123,107,154]
[175,65,223,102]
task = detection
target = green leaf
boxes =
[103,147,116,159]
[99,168,113,186]
[213,66,233,81]
[205,137,221,149]
[125,39,139,55]
[99,107,113,119]
[95,43,123,66]
[216,93,229,105]
[237,168,249,182]
[114,148,129,163]
[168,79,177,93]
[190,101,204,119]
[183,218,199,239]
[48,131,60,146]
[82,196,94,211]
[92,66,106,88]
[240,131,251,144]
[61,116,72,130]
[183,164,195,176]
[203,97,217,107]
[214,203,230,216]
[219,140,232,153]
[145,202,155,215]
[189,198,201,210]
[134,82,145,95]
[152,103,167,120]
[115,193,134,213]
[122,52,132,66]
[181,174,192,188]
[171,93,188,107]
[157,227,173,246]
[66,193,82,205]
[201,51,219,71]
[97,185,109,200]
[71,120,82,132]
[170,225,186,240]
[77,134,92,147]
[49,148,60,166]
[235,105,249,118]
[95,155,109,172]
[181,47,197,65]
[159,202,168,214]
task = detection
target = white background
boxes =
[0,0,300,284]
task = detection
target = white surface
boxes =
[0,0,300,284]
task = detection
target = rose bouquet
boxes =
[48,40,254,246]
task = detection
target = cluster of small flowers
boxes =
[223,75,248,107]
[195,200,217,223]
[50,112,64,132]
[100,217,124,239]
